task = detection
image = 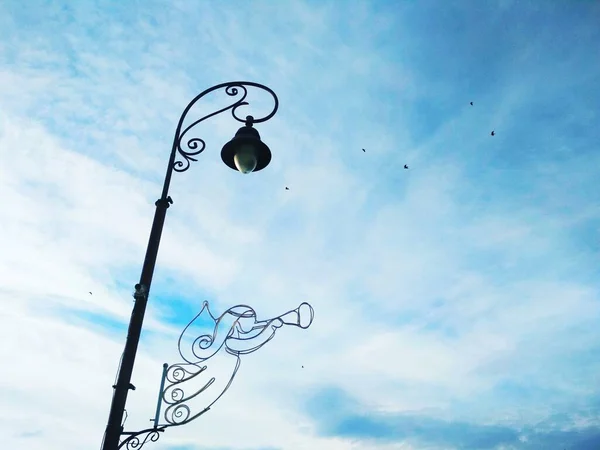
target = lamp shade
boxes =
[221,125,272,173]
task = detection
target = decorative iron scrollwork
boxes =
[118,427,164,450]
[172,82,279,172]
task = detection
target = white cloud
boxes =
[1,1,599,450]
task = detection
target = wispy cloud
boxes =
[1,0,599,449]
[307,386,600,449]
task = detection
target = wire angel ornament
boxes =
[159,301,314,427]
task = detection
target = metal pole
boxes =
[101,197,171,450]
[101,125,179,450]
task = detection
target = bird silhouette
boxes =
[362,148,366,152]
[404,164,409,169]
[491,130,495,136]
[302,365,304,368]
[470,101,473,106]
[89,292,92,295]
[285,187,289,190]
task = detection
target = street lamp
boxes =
[100,82,314,450]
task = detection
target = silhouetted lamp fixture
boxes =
[221,115,272,173]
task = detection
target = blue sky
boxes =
[0,0,599,449]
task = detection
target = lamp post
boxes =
[100,82,313,450]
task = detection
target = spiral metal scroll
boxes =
[118,427,164,450]
[160,301,314,427]
[172,82,279,172]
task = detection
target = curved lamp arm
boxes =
[160,81,279,200]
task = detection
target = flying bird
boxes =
[404,164,409,169]
[491,130,495,136]
[470,101,473,106]
[285,187,289,190]
[362,148,366,152]
[89,292,92,295]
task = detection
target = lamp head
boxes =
[221,116,272,173]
